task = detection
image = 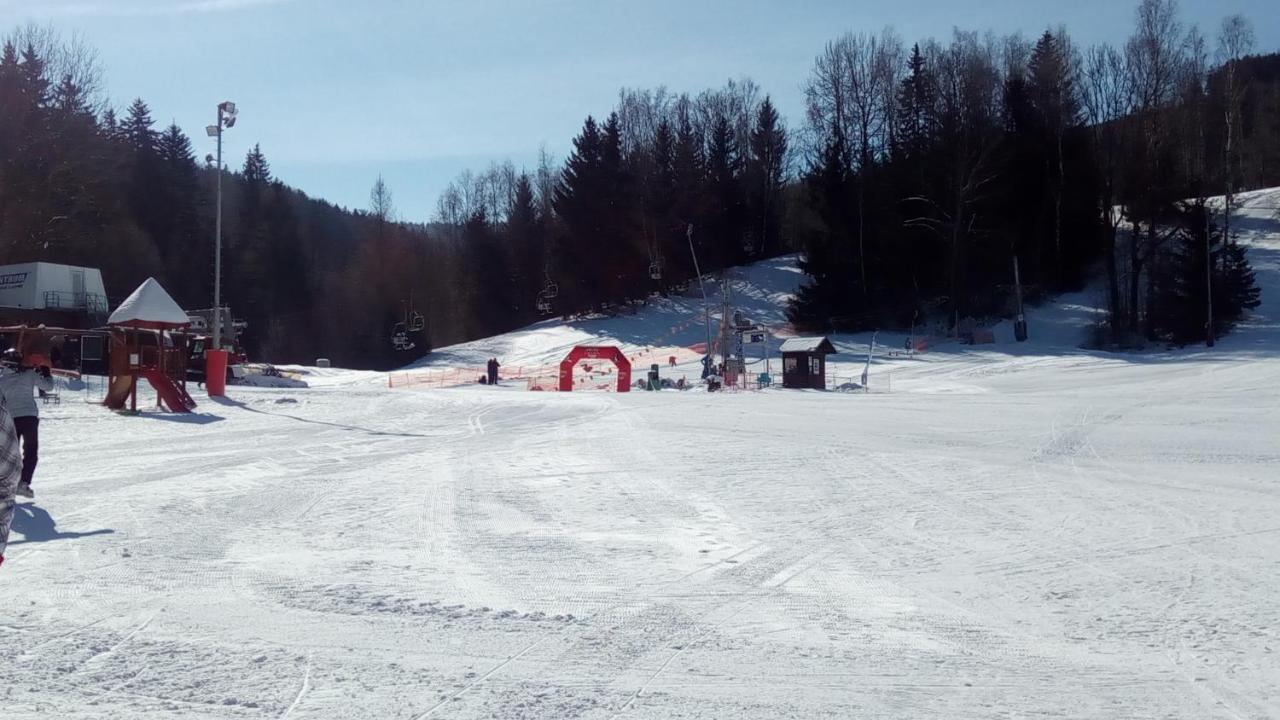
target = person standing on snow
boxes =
[0,395,24,569]
[0,349,54,499]
[488,358,500,386]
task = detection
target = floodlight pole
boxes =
[209,101,236,350]
[213,107,224,350]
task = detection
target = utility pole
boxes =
[1013,255,1028,342]
[686,224,713,362]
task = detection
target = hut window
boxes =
[810,357,821,375]
[784,357,797,372]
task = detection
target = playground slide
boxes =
[143,370,196,413]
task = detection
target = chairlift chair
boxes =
[391,322,415,351]
[407,310,426,332]
[536,295,553,315]
[648,261,662,281]
[543,281,559,299]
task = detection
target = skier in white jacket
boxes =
[0,396,23,568]
[0,349,54,499]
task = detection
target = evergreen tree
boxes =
[99,107,121,141]
[121,98,168,264]
[243,143,271,184]
[156,123,207,306]
[123,98,157,153]
[896,43,935,165]
[52,74,91,116]
[1027,30,1082,286]
[507,173,544,321]
[599,112,644,302]
[460,207,513,335]
[17,43,48,107]
[746,96,787,257]
[554,115,605,313]
[1148,202,1260,343]
[648,118,678,291]
[788,124,862,331]
[669,100,705,281]
[705,113,746,270]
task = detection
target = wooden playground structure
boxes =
[101,327,196,413]
[101,278,197,413]
[0,323,196,413]
[1,278,199,414]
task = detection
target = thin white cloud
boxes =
[3,0,294,18]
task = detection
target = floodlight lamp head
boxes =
[223,115,236,128]
[219,101,236,115]
[206,125,219,137]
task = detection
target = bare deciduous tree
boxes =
[1216,14,1255,240]
[369,174,394,224]
[803,28,904,292]
[1083,43,1134,336]
[1122,0,1189,333]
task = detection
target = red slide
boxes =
[142,370,197,413]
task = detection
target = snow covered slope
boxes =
[397,254,803,384]
[2,191,1278,719]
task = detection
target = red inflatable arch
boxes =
[559,345,632,392]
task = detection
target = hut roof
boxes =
[779,336,836,354]
[107,278,190,330]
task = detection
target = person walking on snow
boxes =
[0,349,54,499]
[0,395,24,569]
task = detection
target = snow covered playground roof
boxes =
[106,277,191,330]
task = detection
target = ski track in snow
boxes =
[1,190,1279,718]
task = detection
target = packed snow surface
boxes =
[3,190,1279,718]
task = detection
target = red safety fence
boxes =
[387,364,550,390]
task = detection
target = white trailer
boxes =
[0,262,109,314]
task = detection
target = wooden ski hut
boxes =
[780,336,836,390]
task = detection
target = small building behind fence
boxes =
[779,336,836,390]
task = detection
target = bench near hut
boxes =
[779,336,835,390]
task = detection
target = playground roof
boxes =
[107,278,191,330]
[779,336,835,354]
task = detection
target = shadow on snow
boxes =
[8,503,114,546]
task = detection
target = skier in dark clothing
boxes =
[487,358,500,386]
[0,349,53,499]
[0,395,23,569]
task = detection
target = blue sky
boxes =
[5,0,1276,223]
